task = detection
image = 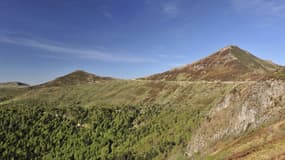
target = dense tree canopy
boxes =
[0,103,200,160]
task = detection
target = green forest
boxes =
[0,101,204,160]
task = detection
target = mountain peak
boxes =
[65,70,96,77]
[220,45,239,51]
[144,46,283,81]
[69,70,89,75]
[38,70,114,87]
[214,45,249,57]
[197,46,244,67]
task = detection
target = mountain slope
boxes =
[0,82,30,88]
[2,46,285,159]
[0,82,30,102]
[0,80,235,160]
[38,70,114,87]
[186,80,285,159]
[144,46,283,81]
[206,118,285,160]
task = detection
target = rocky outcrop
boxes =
[186,80,285,157]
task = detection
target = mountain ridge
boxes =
[0,82,30,88]
[37,70,114,87]
[143,45,284,81]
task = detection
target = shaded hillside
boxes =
[38,70,114,87]
[144,46,284,81]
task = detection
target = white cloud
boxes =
[232,0,285,16]
[0,36,156,63]
[102,10,113,19]
[98,6,113,20]
[145,0,181,19]
[162,2,179,18]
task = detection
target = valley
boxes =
[1,46,285,159]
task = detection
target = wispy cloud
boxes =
[161,2,179,18]
[146,0,180,18]
[98,6,113,20]
[0,36,156,63]
[232,0,285,16]
[102,10,113,19]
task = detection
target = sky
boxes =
[1,0,285,84]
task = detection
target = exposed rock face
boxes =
[186,80,285,157]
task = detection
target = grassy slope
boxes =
[0,80,235,159]
[37,70,114,87]
[0,87,29,103]
[230,47,278,73]
[11,80,234,108]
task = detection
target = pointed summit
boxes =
[143,46,283,81]
[39,70,114,87]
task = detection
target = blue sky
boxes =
[1,0,285,84]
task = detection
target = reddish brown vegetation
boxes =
[144,46,284,81]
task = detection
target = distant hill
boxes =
[0,82,30,88]
[143,45,285,81]
[38,70,114,87]
[0,82,29,102]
